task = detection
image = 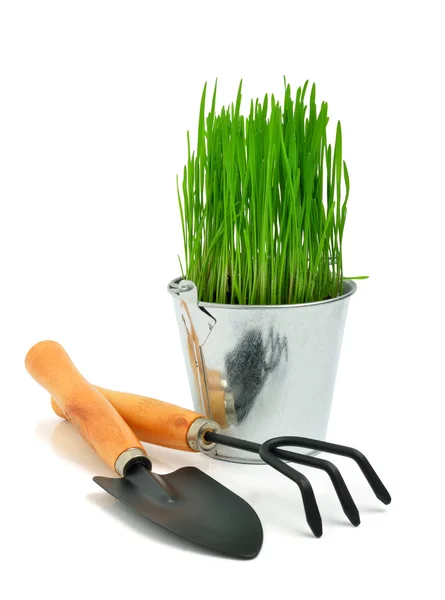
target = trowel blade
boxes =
[94,464,263,559]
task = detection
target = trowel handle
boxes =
[25,341,148,475]
[51,386,207,452]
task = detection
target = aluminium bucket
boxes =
[168,277,356,463]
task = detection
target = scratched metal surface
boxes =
[169,278,355,463]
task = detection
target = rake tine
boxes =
[204,431,322,537]
[259,447,323,538]
[260,437,360,526]
[269,436,392,505]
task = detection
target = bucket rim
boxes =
[167,277,357,309]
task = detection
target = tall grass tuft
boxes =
[177,80,351,305]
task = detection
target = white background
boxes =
[1,1,444,599]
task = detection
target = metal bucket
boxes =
[168,277,356,463]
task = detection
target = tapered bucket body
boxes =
[168,277,356,463]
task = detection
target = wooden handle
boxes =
[51,386,204,452]
[25,341,146,473]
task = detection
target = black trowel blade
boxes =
[93,464,263,559]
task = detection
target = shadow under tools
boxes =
[87,492,231,559]
[359,505,389,515]
[35,419,111,476]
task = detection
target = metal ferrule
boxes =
[114,447,148,477]
[223,390,237,426]
[187,417,221,453]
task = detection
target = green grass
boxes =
[177,80,352,305]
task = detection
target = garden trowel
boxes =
[25,340,263,559]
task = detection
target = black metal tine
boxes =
[260,437,360,526]
[269,436,392,505]
[204,430,391,532]
[260,448,323,538]
[204,431,323,537]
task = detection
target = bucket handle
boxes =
[178,280,216,347]
[178,280,217,419]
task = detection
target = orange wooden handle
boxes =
[51,386,204,452]
[25,341,146,473]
